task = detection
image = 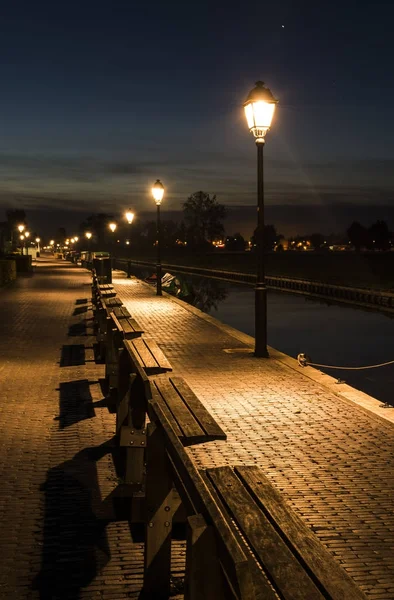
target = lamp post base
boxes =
[254,283,269,358]
[156,264,162,296]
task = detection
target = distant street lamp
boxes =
[244,81,278,357]
[125,210,135,225]
[24,231,30,256]
[18,224,25,233]
[152,180,164,296]
[35,237,41,257]
[85,231,92,240]
[109,222,117,233]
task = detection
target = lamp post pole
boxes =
[244,81,278,358]
[255,141,268,357]
[156,202,162,296]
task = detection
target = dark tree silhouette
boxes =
[309,233,325,250]
[225,233,246,251]
[251,224,283,252]
[79,214,114,246]
[347,221,371,251]
[369,220,391,251]
[183,191,226,248]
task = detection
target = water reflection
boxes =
[132,266,228,313]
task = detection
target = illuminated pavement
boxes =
[1,257,393,599]
[113,269,394,600]
[0,258,183,599]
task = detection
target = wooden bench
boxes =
[124,337,172,375]
[99,283,114,292]
[144,399,366,600]
[150,376,226,446]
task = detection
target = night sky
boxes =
[1,0,394,236]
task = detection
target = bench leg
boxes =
[185,514,228,600]
[144,422,180,599]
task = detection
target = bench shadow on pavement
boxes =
[57,380,96,428]
[33,443,113,600]
[60,344,85,366]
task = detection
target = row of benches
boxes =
[91,271,366,600]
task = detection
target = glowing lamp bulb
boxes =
[244,81,278,143]
[152,180,164,205]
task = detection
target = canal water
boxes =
[131,266,394,407]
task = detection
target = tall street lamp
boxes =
[152,180,164,296]
[35,237,41,257]
[24,231,30,256]
[125,209,135,279]
[244,81,278,357]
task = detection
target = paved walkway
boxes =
[113,269,394,600]
[0,258,184,599]
[1,257,394,599]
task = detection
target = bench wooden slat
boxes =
[113,306,132,319]
[110,313,144,339]
[100,289,116,299]
[152,379,206,444]
[151,385,183,438]
[236,466,367,600]
[169,377,226,442]
[122,318,144,339]
[104,297,123,309]
[130,338,172,375]
[206,467,325,600]
[99,284,114,290]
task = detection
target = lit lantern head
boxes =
[244,81,278,143]
[125,210,135,224]
[85,232,92,239]
[109,222,117,233]
[152,180,164,205]
[18,224,25,233]
[24,231,30,238]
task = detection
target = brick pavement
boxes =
[0,258,184,600]
[113,271,394,600]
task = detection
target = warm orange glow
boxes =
[152,180,164,205]
[109,222,117,233]
[85,232,92,240]
[125,210,135,224]
[244,81,278,142]
[18,224,25,233]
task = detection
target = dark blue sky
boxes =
[1,0,394,231]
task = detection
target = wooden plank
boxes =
[199,470,278,600]
[104,297,123,310]
[132,337,172,374]
[151,385,183,438]
[121,319,143,339]
[206,467,325,600]
[127,318,144,335]
[154,378,206,443]
[148,400,255,600]
[132,338,158,370]
[170,377,226,442]
[236,466,367,600]
[113,305,131,319]
[100,289,116,299]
